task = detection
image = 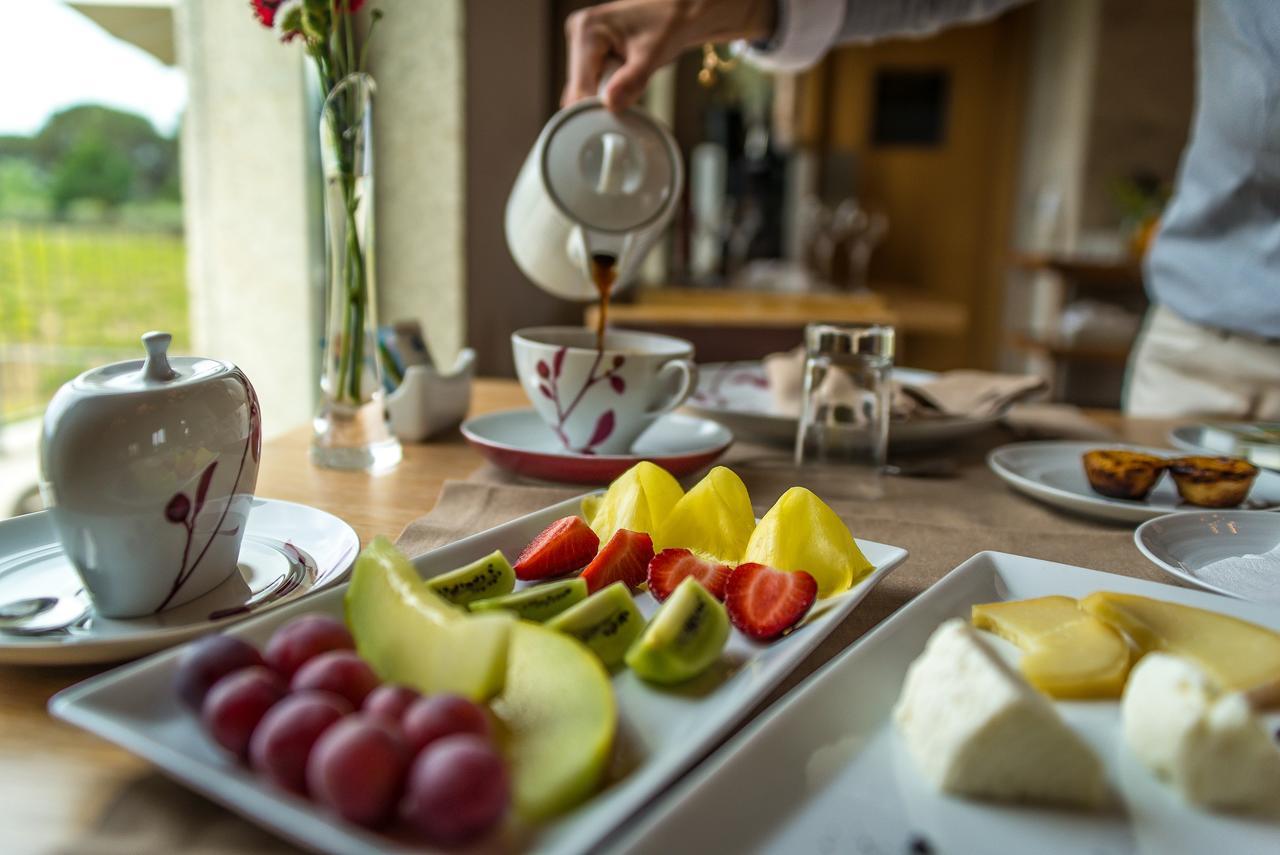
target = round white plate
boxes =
[687,361,1000,448]
[987,440,1280,523]
[1169,423,1280,471]
[1135,510,1280,604]
[0,498,358,664]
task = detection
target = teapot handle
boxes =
[597,57,623,100]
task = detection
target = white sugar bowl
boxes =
[39,332,261,618]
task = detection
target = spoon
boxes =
[0,597,58,623]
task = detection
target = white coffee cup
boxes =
[512,327,697,454]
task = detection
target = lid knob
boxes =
[141,331,179,383]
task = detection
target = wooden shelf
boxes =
[1012,333,1132,365]
[588,287,968,336]
[1012,253,1144,289]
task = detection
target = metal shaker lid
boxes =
[540,100,680,234]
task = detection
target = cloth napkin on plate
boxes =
[762,346,1046,420]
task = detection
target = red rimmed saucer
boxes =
[461,409,733,484]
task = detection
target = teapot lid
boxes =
[540,100,680,235]
[74,331,233,394]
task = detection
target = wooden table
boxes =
[0,379,1175,852]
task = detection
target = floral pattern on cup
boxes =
[536,347,628,454]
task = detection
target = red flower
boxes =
[340,0,367,12]
[250,0,283,28]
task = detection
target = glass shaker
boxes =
[794,322,895,495]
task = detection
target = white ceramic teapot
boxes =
[39,332,261,618]
[505,93,684,301]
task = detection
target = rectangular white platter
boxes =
[50,493,908,855]
[610,551,1280,855]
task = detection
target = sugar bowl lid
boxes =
[73,331,233,394]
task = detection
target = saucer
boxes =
[461,409,733,484]
[1134,510,1280,605]
[0,498,358,665]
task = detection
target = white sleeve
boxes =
[737,0,845,73]
[740,0,1031,72]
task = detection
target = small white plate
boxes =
[1135,510,1280,605]
[51,493,908,855]
[462,409,733,484]
[0,499,358,665]
[614,551,1280,855]
[687,360,1000,448]
[988,440,1280,523]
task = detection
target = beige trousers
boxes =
[1124,306,1280,418]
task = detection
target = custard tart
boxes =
[1081,450,1166,501]
[1167,456,1258,508]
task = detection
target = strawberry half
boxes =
[725,562,818,641]
[514,516,599,580]
[646,548,733,602]
[581,529,654,594]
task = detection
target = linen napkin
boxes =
[762,346,1046,420]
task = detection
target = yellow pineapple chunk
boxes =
[972,596,1131,699]
[1081,591,1280,695]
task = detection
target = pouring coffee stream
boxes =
[589,252,618,352]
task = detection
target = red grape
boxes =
[363,684,420,725]
[401,734,510,845]
[174,634,265,712]
[249,691,352,794]
[290,650,380,707]
[201,666,286,757]
[307,714,408,827]
[265,614,355,679]
[402,694,492,755]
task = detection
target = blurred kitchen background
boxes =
[1,0,1191,517]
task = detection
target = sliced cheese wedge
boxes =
[1122,653,1280,812]
[893,619,1106,807]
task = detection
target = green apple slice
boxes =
[491,621,617,821]
[344,536,512,701]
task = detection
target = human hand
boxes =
[562,0,775,112]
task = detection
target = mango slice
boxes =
[972,596,1131,699]
[344,537,513,701]
[1081,591,1280,694]
[656,466,755,563]
[589,461,684,546]
[742,486,870,598]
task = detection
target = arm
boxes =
[745,0,1032,71]
[563,0,1031,111]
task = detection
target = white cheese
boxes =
[893,619,1106,807]
[1122,653,1280,812]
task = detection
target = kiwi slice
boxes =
[546,581,645,668]
[625,577,729,685]
[468,578,588,622]
[424,550,515,606]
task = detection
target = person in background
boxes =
[563,0,1280,420]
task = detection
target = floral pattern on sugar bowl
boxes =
[40,332,261,619]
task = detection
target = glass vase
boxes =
[311,72,401,472]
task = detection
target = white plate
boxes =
[614,551,1280,855]
[989,440,1280,523]
[0,499,358,665]
[1135,510,1280,605]
[51,493,908,855]
[1170,424,1280,470]
[687,360,1000,448]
